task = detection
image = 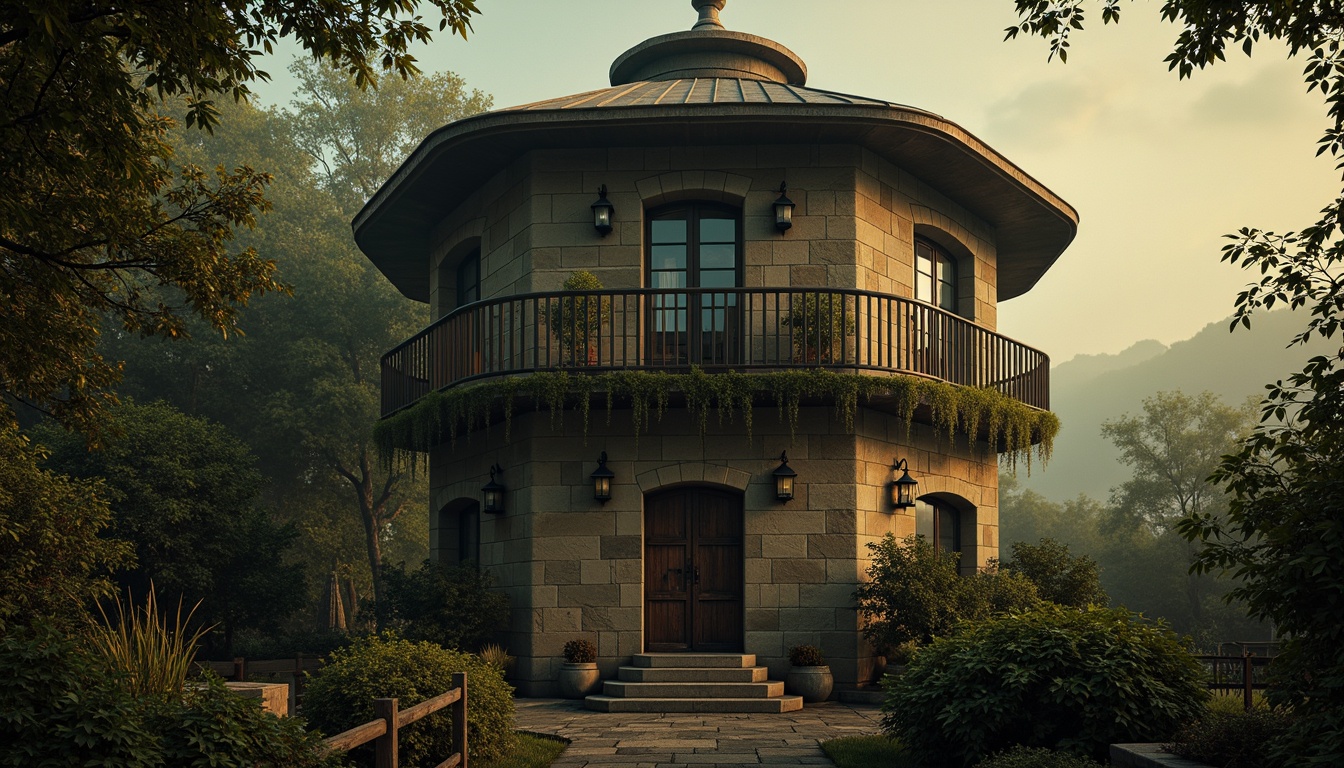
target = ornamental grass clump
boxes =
[883,604,1207,767]
[304,633,515,765]
[87,584,210,697]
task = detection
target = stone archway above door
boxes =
[635,463,752,494]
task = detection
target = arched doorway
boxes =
[644,486,744,652]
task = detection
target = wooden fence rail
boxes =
[1194,653,1272,712]
[323,672,468,768]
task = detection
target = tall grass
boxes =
[88,584,211,697]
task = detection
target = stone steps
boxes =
[584,652,803,713]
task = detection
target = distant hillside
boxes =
[1018,309,1338,501]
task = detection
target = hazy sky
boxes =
[254,0,1338,364]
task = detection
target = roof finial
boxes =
[691,0,726,30]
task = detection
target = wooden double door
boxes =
[644,487,744,652]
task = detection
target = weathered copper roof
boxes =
[503,79,895,111]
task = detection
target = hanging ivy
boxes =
[374,369,1059,472]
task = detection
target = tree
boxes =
[1101,391,1256,641]
[0,0,481,440]
[1001,538,1108,608]
[39,401,306,651]
[1009,5,1344,760]
[0,421,129,628]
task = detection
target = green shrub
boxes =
[975,745,1104,768]
[304,633,515,765]
[0,622,339,768]
[1168,707,1294,768]
[1000,538,1108,608]
[882,604,1207,767]
[369,560,510,651]
[789,644,825,666]
[563,638,596,663]
[856,534,1041,655]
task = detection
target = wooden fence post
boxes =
[233,657,246,682]
[1243,654,1254,712]
[453,672,468,768]
[373,698,399,768]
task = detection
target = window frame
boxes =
[455,248,481,308]
[644,201,744,366]
[914,237,959,314]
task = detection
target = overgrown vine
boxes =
[374,368,1059,473]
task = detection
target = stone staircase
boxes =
[584,653,803,713]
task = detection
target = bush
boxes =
[563,638,596,663]
[856,534,1041,654]
[0,622,339,768]
[369,560,510,651]
[883,604,1207,767]
[1000,538,1108,608]
[789,645,825,666]
[1168,707,1294,768]
[975,745,1104,768]
[304,633,515,765]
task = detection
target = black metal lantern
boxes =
[890,458,918,510]
[591,451,615,504]
[773,182,794,233]
[481,463,505,514]
[591,184,614,236]
[773,451,798,502]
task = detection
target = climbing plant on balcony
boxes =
[374,368,1058,471]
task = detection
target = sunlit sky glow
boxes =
[253,0,1338,364]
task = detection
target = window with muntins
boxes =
[646,203,742,365]
[915,238,958,313]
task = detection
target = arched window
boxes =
[456,248,481,307]
[915,497,961,556]
[915,238,957,313]
[647,202,742,365]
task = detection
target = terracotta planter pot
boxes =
[785,665,834,703]
[556,661,602,699]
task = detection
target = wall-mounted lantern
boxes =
[773,182,795,233]
[773,451,798,502]
[591,184,615,236]
[890,458,918,510]
[591,451,615,504]
[481,463,506,514]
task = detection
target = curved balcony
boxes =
[381,287,1049,418]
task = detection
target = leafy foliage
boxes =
[1000,538,1107,608]
[546,271,613,366]
[882,605,1207,767]
[783,293,857,362]
[856,534,1040,654]
[1169,706,1295,768]
[0,420,129,628]
[1008,4,1344,761]
[789,644,826,666]
[0,622,340,768]
[368,560,510,651]
[974,746,1104,768]
[39,401,306,650]
[376,368,1060,470]
[304,634,515,765]
[563,639,597,664]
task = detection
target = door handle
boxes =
[694,566,701,585]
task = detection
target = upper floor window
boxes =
[456,248,481,307]
[915,238,957,313]
[647,203,742,364]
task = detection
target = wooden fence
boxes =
[1194,653,1273,711]
[323,672,468,768]
[199,656,324,713]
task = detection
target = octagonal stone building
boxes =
[358,1,1076,708]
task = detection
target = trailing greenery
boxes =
[375,369,1057,468]
[882,604,1207,767]
[304,633,515,765]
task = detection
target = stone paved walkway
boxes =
[514,698,883,767]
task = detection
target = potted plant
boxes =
[556,638,601,699]
[547,270,611,366]
[785,644,833,703]
[781,292,855,363]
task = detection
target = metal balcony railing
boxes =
[381,287,1049,417]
